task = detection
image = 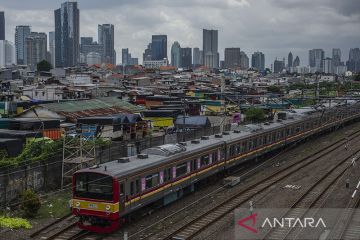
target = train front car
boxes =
[71,169,121,233]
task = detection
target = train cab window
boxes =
[201,155,210,166]
[176,163,187,177]
[145,173,159,189]
[75,173,113,201]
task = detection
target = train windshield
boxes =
[75,173,113,201]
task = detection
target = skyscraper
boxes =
[180,47,192,69]
[54,2,80,67]
[347,48,360,73]
[98,24,115,64]
[309,49,324,73]
[293,56,300,67]
[322,58,334,74]
[122,48,130,65]
[171,41,181,68]
[0,12,5,41]
[240,51,249,69]
[143,43,152,63]
[274,59,285,73]
[288,52,293,68]
[15,25,31,65]
[0,40,16,67]
[25,32,47,70]
[151,35,167,60]
[49,31,55,67]
[251,51,265,71]
[224,48,241,69]
[332,48,341,67]
[193,47,201,67]
[203,29,219,68]
[80,37,103,64]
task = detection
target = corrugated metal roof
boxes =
[39,97,144,122]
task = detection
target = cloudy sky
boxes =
[1,0,359,66]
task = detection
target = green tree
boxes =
[354,74,360,82]
[267,85,282,93]
[20,190,41,218]
[245,107,266,122]
[37,60,53,72]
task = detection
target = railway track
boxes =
[326,182,360,240]
[150,130,360,240]
[262,149,359,240]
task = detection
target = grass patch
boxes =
[37,190,72,219]
[0,216,32,229]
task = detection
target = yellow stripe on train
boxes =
[71,199,120,213]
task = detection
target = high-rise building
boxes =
[193,47,201,67]
[80,37,103,64]
[180,47,192,69]
[81,37,93,46]
[25,32,47,70]
[309,49,324,73]
[0,40,16,67]
[171,41,181,68]
[15,25,31,65]
[288,52,293,68]
[293,56,300,67]
[0,12,5,41]
[224,48,241,69]
[122,48,130,66]
[240,51,249,69]
[55,2,80,67]
[98,24,115,65]
[274,59,285,73]
[332,48,341,67]
[143,43,152,63]
[151,35,167,60]
[49,31,55,67]
[199,50,204,65]
[347,48,360,73]
[251,51,265,71]
[203,29,219,68]
[322,58,334,74]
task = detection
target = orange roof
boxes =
[159,66,176,71]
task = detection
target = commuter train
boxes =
[71,101,360,233]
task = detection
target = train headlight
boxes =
[76,202,80,207]
[105,205,111,211]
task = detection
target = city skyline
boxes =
[0,0,359,66]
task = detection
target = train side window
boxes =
[253,138,257,148]
[241,142,247,152]
[213,152,218,161]
[263,136,267,145]
[230,145,236,156]
[176,163,187,177]
[130,181,134,195]
[135,179,140,193]
[145,173,159,189]
[191,160,196,171]
[248,140,253,150]
[272,132,276,142]
[164,168,172,181]
[201,155,210,166]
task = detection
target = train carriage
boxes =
[71,101,360,233]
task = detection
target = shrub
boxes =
[0,216,32,229]
[245,107,266,122]
[20,190,41,218]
